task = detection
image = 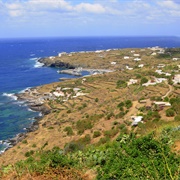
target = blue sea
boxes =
[0,36,180,152]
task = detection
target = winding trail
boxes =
[162,82,174,99]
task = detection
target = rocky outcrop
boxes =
[38,58,75,69]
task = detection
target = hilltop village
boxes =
[0,47,180,179]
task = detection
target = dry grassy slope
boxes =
[0,48,180,166]
[43,48,174,70]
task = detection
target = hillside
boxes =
[0,47,180,179]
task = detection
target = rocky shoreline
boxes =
[38,57,76,69]
[0,88,51,154]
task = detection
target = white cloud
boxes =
[1,0,180,27]
[158,0,179,9]
[75,3,106,14]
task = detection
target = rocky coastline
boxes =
[0,88,51,154]
[38,57,76,69]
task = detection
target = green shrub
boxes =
[115,111,125,118]
[64,126,74,136]
[95,98,99,102]
[22,140,27,144]
[119,124,126,130]
[25,150,34,157]
[98,136,110,145]
[140,77,148,84]
[106,112,114,120]
[64,142,83,153]
[67,109,71,113]
[116,80,127,88]
[117,102,124,108]
[32,144,36,148]
[93,131,101,138]
[166,108,175,117]
[174,115,180,121]
[78,134,91,145]
[76,119,93,134]
[125,100,132,109]
[104,128,119,138]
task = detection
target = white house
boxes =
[157,64,165,68]
[127,79,138,86]
[155,69,163,74]
[53,91,65,97]
[173,58,179,61]
[95,50,103,53]
[134,54,140,57]
[126,66,133,70]
[124,56,130,59]
[142,80,157,86]
[155,78,167,83]
[134,58,141,61]
[173,74,180,84]
[111,61,117,65]
[138,64,144,68]
[154,102,171,107]
[58,52,66,57]
[131,116,143,126]
[151,52,157,56]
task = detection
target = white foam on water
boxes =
[28,108,36,112]
[34,61,44,68]
[19,87,31,93]
[2,93,18,101]
[30,57,40,61]
[0,140,10,154]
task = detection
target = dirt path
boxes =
[124,100,139,119]
[162,82,174,99]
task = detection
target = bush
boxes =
[117,102,124,108]
[104,128,119,138]
[106,112,114,120]
[64,142,83,153]
[76,119,93,134]
[115,111,125,118]
[95,98,99,102]
[166,108,175,117]
[174,115,180,121]
[78,134,91,145]
[119,124,126,130]
[140,77,148,84]
[22,140,28,144]
[67,109,71,113]
[125,100,132,109]
[25,150,34,157]
[64,126,74,136]
[116,80,127,88]
[93,131,101,138]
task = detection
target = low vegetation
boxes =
[1,132,180,179]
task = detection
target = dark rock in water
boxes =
[30,104,51,115]
[38,58,75,69]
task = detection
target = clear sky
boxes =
[0,0,179,38]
